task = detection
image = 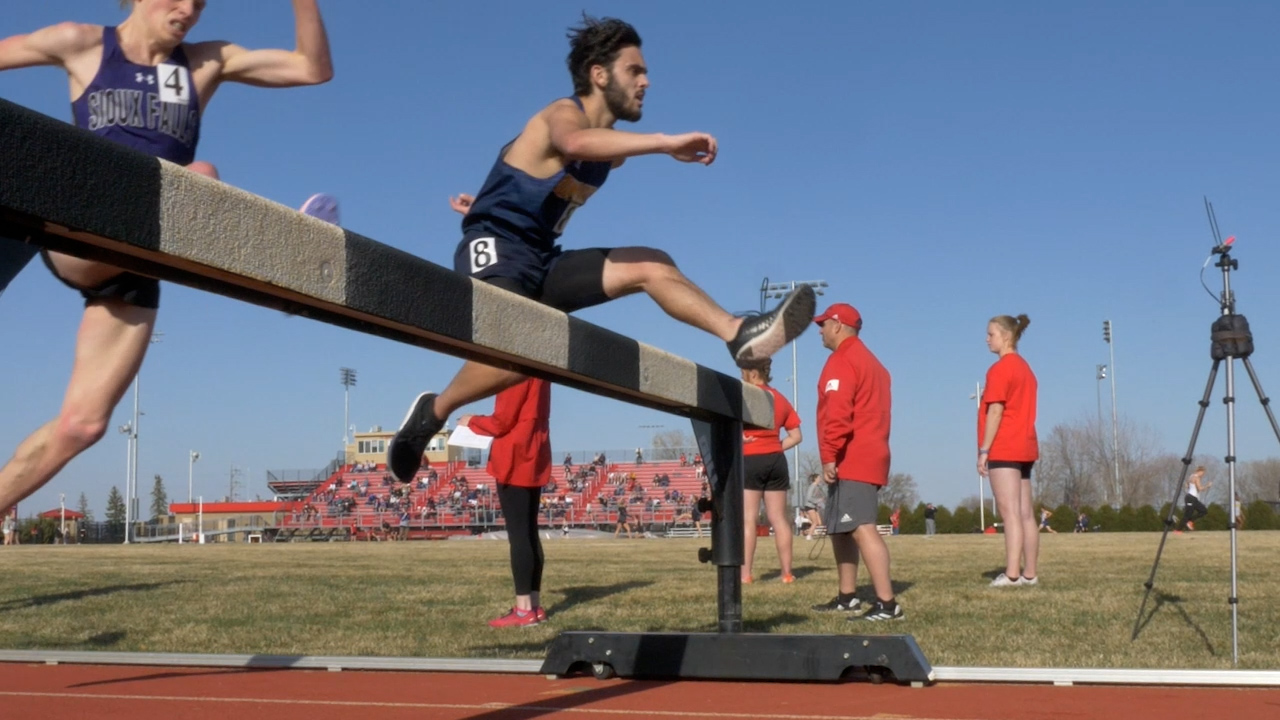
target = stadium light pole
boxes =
[122,331,163,544]
[118,421,133,544]
[340,367,357,447]
[1103,320,1121,505]
[1095,364,1107,428]
[759,277,828,508]
[970,382,987,531]
[188,450,200,503]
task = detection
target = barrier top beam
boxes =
[0,100,771,427]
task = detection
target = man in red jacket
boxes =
[810,303,902,621]
[458,377,552,628]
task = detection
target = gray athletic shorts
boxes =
[823,479,880,535]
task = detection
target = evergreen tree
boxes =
[150,474,169,521]
[77,491,94,523]
[105,486,126,530]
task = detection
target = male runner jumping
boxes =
[387,15,814,483]
[0,0,334,513]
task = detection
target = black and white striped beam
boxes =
[0,99,771,426]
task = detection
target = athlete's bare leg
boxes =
[852,523,895,602]
[602,247,742,342]
[764,490,793,577]
[743,488,762,581]
[0,162,216,511]
[0,300,155,512]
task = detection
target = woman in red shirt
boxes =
[459,377,552,627]
[977,314,1040,587]
[741,359,802,584]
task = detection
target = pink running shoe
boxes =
[299,193,340,225]
[488,607,540,628]
[535,606,548,622]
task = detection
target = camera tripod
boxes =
[1132,207,1280,665]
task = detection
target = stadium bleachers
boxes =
[276,454,713,538]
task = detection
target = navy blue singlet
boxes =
[462,97,611,252]
[71,26,201,165]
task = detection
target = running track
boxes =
[1,664,1278,720]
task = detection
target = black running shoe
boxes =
[387,392,442,484]
[811,596,864,614]
[856,599,904,621]
[727,285,817,368]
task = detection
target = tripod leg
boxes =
[1240,357,1280,455]
[1132,360,1219,641]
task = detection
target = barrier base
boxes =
[540,631,933,684]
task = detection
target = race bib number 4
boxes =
[469,237,498,274]
[157,63,191,105]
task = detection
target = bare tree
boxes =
[1034,413,1171,508]
[798,450,823,483]
[649,429,695,461]
[1235,458,1280,501]
[881,473,919,510]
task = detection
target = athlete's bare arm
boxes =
[0,22,104,96]
[188,0,332,103]
[545,101,717,165]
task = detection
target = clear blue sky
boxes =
[5,1,1280,517]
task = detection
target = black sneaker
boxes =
[811,596,864,614]
[727,285,817,368]
[387,392,442,484]
[856,599,904,622]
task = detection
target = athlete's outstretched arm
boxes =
[547,104,717,165]
[214,0,334,87]
[0,22,97,72]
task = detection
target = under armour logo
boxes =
[135,73,156,85]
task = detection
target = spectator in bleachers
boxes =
[635,447,644,465]
[740,359,801,584]
[679,452,688,467]
[563,453,574,478]
[458,378,552,628]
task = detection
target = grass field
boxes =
[1,531,1277,669]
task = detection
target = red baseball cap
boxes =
[814,303,862,328]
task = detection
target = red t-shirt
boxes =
[816,336,892,486]
[466,378,551,488]
[979,353,1038,461]
[743,385,800,456]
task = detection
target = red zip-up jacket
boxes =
[816,335,891,486]
[465,378,551,488]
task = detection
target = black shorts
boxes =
[40,249,160,309]
[743,452,790,492]
[454,232,611,312]
[988,460,1034,479]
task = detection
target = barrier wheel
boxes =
[591,662,616,680]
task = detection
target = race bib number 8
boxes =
[157,63,191,105]
[469,237,498,274]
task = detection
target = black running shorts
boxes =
[743,452,790,492]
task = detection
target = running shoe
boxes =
[811,596,863,613]
[727,285,816,368]
[989,573,1021,587]
[1018,576,1039,586]
[781,574,796,584]
[856,599,904,622]
[299,193,340,225]
[535,606,548,622]
[387,392,442,484]
[488,607,540,628]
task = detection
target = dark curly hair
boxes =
[566,14,642,96]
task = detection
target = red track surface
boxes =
[1,663,1277,720]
